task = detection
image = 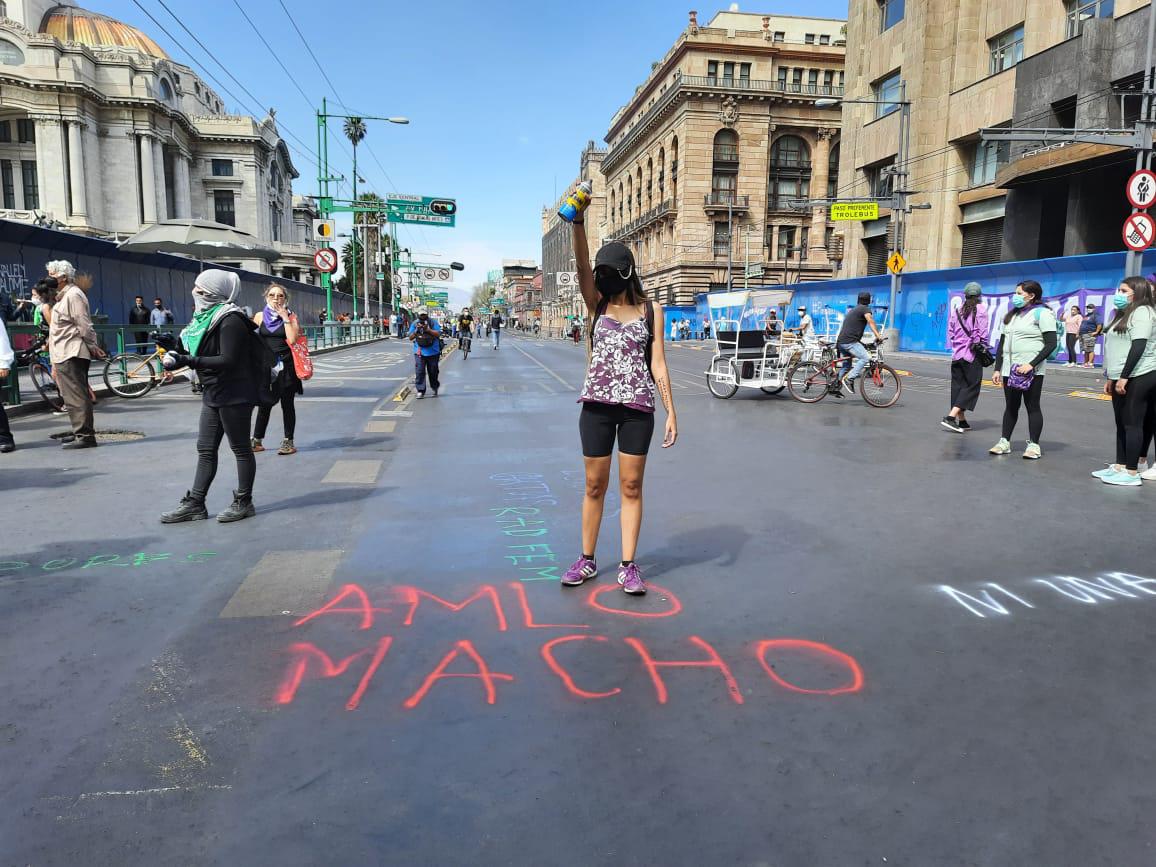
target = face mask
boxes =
[1012,295,1026,309]
[1114,292,1130,310]
[594,268,630,298]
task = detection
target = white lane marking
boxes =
[365,420,397,433]
[322,459,383,484]
[220,549,345,618]
[372,410,414,417]
[296,397,378,403]
[512,344,573,389]
[311,376,407,382]
[49,784,233,802]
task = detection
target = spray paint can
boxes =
[558,181,593,223]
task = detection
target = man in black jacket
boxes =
[128,295,150,355]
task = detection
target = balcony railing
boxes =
[608,199,677,240]
[769,156,812,170]
[712,145,740,163]
[704,193,750,209]
[603,72,844,170]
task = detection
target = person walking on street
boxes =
[129,295,150,354]
[408,311,441,398]
[1094,276,1156,486]
[490,310,503,349]
[1061,304,1083,367]
[990,280,1058,459]
[943,282,989,433]
[1080,302,1102,367]
[562,216,678,597]
[0,316,15,453]
[47,261,105,449]
[251,284,303,456]
[159,270,260,524]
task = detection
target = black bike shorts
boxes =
[579,402,655,458]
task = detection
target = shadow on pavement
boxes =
[305,434,393,451]
[641,523,752,572]
[1,468,104,491]
[258,485,393,515]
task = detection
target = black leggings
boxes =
[1001,376,1044,443]
[1110,370,1156,470]
[1065,333,1079,364]
[193,403,255,499]
[254,390,296,439]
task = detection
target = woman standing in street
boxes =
[990,280,1058,459]
[1062,303,1083,367]
[1094,276,1156,486]
[942,282,989,433]
[561,215,677,596]
[251,283,302,456]
[160,270,260,524]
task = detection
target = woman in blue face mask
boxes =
[1095,276,1156,486]
[990,280,1058,459]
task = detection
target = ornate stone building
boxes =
[597,9,845,306]
[0,0,316,278]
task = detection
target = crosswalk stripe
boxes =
[219,549,343,618]
[322,459,383,484]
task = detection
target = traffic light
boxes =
[429,199,457,216]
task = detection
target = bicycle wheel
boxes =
[787,362,830,403]
[463,340,471,359]
[103,354,158,398]
[706,356,739,399]
[29,361,65,411]
[860,363,902,408]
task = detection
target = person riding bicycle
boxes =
[837,291,885,394]
[457,308,474,348]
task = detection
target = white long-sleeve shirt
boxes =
[0,318,13,371]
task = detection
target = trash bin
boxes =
[2,364,19,407]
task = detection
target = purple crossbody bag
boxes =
[1005,308,1039,391]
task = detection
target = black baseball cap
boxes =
[594,241,635,273]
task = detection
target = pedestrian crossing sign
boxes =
[887,251,906,275]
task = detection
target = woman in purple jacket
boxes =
[942,281,989,433]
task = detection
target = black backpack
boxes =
[590,299,656,377]
[247,319,280,407]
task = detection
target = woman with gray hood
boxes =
[160,269,260,523]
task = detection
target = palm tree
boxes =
[343,116,366,151]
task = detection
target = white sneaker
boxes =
[1141,466,1156,481]
[989,438,1011,455]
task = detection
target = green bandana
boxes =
[181,303,224,356]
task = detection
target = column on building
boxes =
[66,120,88,218]
[153,137,167,221]
[174,150,192,219]
[32,117,68,219]
[139,133,158,224]
[808,129,834,265]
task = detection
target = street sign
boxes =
[428,291,449,303]
[887,251,907,275]
[745,264,764,278]
[312,219,336,241]
[1126,170,1156,209]
[556,272,578,287]
[385,195,457,228]
[375,271,385,281]
[1123,212,1156,251]
[314,247,338,273]
[392,273,406,289]
[419,266,453,283]
[830,202,880,221]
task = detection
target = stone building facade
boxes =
[838,0,1151,277]
[596,9,845,306]
[541,141,606,334]
[0,0,315,278]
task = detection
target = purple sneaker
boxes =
[561,556,598,586]
[618,563,647,595]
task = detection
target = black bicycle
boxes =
[15,333,65,411]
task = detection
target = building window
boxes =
[16,118,34,143]
[825,226,835,250]
[868,160,895,199]
[873,71,902,118]
[827,142,841,198]
[823,70,835,91]
[21,159,38,209]
[0,36,23,66]
[1,160,13,209]
[808,69,819,93]
[778,226,797,259]
[800,227,810,257]
[1066,0,1114,38]
[805,33,816,44]
[989,25,1024,74]
[820,34,831,45]
[880,0,905,31]
[792,68,803,89]
[713,222,730,257]
[768,135,811,210]
[211,159,233,177]
[777,67,788,89]
[970,138,1009,186]
[723,61,736,84]
[712,129,739,204]
[773,31,785,42]
[214,189,236,226]
[0,3,7,17]
[0,120,9,143]
[707,60,718,81]
[158,78,174,102]
[739,62,751,85]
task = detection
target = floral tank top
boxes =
[578,314,655,412]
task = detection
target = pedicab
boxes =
[704,288,801,399]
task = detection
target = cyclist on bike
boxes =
[458,308,474,349]
[837,291,885,394]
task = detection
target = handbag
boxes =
[957,310,994,367]
[1004,310,1038,391]
[288,315,313,380]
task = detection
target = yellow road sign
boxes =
[887,251,907,275]
[830,202,880,221]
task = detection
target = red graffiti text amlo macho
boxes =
[275,582,865,710]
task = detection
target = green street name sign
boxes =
[385,194,457,228]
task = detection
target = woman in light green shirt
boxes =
[990,280,1058,459]
[1094,276,1156,486]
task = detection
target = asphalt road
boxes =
[2,334,1154,866]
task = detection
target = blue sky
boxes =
[103,0,848,305]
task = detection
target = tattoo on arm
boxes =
[656,374,673,412]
